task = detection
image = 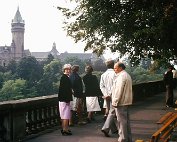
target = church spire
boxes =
[12,6,24,23]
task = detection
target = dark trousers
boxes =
[166,85,174,106]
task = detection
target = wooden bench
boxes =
[156,112,175,126]
[150,112,177,142]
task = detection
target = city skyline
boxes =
[0,0,88,53]
[0,0,119,59]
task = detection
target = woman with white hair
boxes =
[58,64,73,136]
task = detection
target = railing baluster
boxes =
[26,110,32,135]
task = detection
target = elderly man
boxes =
[100,59,117,137]
[112,62,133,142]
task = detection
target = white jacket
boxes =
[100,69,115,97]
[112,70,133,106]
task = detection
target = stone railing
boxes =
[0,80,165,142]
[0,95,59,142]
[133,80,165,102]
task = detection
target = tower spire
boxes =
[11,7,25,59]
[12,6,24,23]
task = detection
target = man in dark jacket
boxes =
[164,65,174,107]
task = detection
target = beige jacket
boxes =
[112,70,133,106]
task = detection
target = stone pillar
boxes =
[11,101,27,142]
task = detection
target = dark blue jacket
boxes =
[69,72,83,98]
[83,73,103,97]
[58,74,73,102]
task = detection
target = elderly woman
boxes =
[69,65,86,125]
[58,64,73,136]
[83,65,102,123]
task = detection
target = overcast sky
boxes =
[0,0,118,59]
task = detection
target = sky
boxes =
[0,0,118,59]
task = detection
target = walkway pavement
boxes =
[25,91,177,142]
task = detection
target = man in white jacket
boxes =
[112,62,133,142]
[100,59,117,137]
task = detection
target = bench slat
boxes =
[160,126,174,141]
[156,112,174,125]
[150,113,177,142]
[153,114,177,136]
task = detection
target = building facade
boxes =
[0,8,104,66]
[0,7,26,66]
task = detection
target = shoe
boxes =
[61,130,72,136]
[86,118,91,123]
[61,129,71,132]
[91,117,95,121]
[166,104,173,108]
[101,129,110,137]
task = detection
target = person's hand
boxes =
[102,95,111,100]
[102,96,106,99]
[106,96,111,100]
[112,105,118,108]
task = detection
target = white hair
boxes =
[62,64,71,72]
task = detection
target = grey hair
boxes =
[115,62,126,70]
[62,64,71,72]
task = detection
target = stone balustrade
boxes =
[0,95,59,142]
[0,80,165,142]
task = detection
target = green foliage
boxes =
[43,59,62,80]
[0,78,38,102]
[0,65,6,73]
[16,56,42,86]
[139,58,151,69]
[0,54,166,102]
[63,57,86,74]
[6,60,17,74]
[92,58,106,71]
[0,79,26,101]
[126,66,163,84]
[0,71,16,89]
[45,54,54,65]
[58,0,177,65]
[0,73,4,89]
[37,59,62,96]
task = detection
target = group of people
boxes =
[57,59,177,141]
[58,64,102,136]
[58,59,133,142]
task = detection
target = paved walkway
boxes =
[25,91,177,142]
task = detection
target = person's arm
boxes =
[112,75,126,107]
[100,74,110,98]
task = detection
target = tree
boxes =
[0,79,27,101]
[63,57,86,74]
[6,60,17,74]
[45,54,54,65]
[139,58,151,70]
[0,65,6,73]
[16,56,42,86]
[58,0,177,65]
[37,59,62,96]
[92,58,106,71]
